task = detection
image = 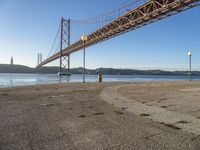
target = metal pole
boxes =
[189,55,191,81]
[68,19,70,71]
[59,17,63,73]
[83,41,86,83]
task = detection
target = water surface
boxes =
[0,73,199,88]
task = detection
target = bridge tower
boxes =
[37,53,42,66]
[58,17,71,76]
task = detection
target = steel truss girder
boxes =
[60,55,70,68]
[38,0,200,67]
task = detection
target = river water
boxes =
[0,73,199,88]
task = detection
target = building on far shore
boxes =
[10,56,13,65]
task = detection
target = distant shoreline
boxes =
[1,64,200,76]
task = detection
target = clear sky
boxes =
[0,0,200,70]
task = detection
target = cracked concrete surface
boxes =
[0,82,200,150]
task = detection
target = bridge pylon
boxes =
[58,17,71,76]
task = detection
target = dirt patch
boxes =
[160,98,167,101]
[44,103,55,107]
[160,123,181,130]
[87,105,93,108]
[93,112,104,115]
[176,120,190,124]
[77,115,86,118]
[140,113,151,117]
[1,93,9,96]
[160,106,168,108]
[113,110,124,115]
[121,107,127,110]
[43,103,60,107]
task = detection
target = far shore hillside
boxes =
[0,64,200,76]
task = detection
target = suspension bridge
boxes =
[37,0,200,75]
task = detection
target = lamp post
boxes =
[187,51,192,81]
[81,35,88,83]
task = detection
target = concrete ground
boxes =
[119,81,200,118]
[0,82,200,150]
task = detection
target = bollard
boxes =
[98,74,103,82]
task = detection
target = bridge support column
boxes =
[58,18,71,76]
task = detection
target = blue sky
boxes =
[0,0,200,70]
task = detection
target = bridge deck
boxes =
[38,0,200,67]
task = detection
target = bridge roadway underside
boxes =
[38,0,200,67]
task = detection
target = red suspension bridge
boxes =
[37,0,200,75]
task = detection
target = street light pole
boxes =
[59,17,64,74]
[188,51,192,81]
[81,35,88,83]
[83,41,86,83]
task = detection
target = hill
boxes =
[0,64,34,73]
[0,64,200,76]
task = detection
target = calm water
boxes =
[0,73,200,88]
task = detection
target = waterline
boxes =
[0,73,200,88]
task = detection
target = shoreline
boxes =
[1,73,200,89]
[0,79,198,90]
